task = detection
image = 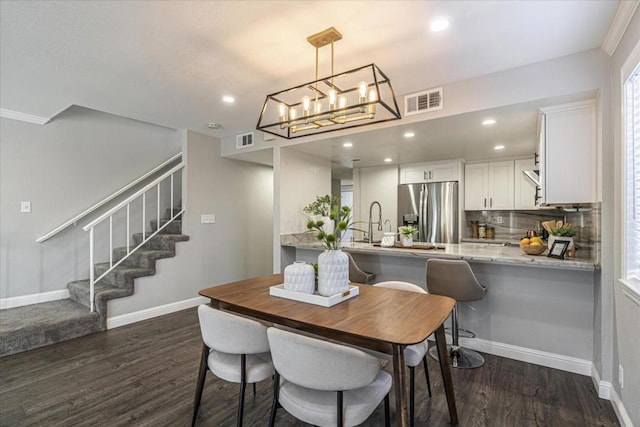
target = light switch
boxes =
[20,201,31,213]
[201,214,216,224]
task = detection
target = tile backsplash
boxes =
[464,203,600,262]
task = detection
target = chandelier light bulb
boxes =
[339,96,347,109]
[302,96,310,118]
[358,81,368,98]
[279,103,287,118]
[329,89,337,109]
[368,89,377,115]
[289,108,297,120]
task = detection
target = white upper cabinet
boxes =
[464,161,514,210]
[514,158,538,209]
[399,161,461,184]
[539,100,597,204]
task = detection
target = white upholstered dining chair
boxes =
[374,281,432,426]
[266,327,392,427]
[192,305,274,427]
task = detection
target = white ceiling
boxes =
[0,0,620,143]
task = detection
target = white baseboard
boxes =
[592,364,634,427]
[106,296,208,329]
[0,289,70,309]
[609,385,634,427]
[427,335,592,376]
[591,364,611,399]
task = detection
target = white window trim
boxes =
[620,39,640,305]
[619,279,640,307]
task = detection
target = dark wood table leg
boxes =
[392,344,409,427]
[435,324,458,424]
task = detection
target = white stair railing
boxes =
[36,152,183,243]
[82,162,185,312]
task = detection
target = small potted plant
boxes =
[548,223,576,252]
[398,225,418,247]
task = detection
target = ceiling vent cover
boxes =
[404,87,443,116]
[236,132,254,149]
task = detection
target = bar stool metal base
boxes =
[429,345,485,369]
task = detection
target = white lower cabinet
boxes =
[464,161,514,210]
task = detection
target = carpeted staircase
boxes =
[0,210,188,357]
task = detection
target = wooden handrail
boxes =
[35,152,182,243]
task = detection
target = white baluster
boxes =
[89,228,94,312]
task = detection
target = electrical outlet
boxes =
[20,201,31,213]
[495,216,503,224]
[619,365,624,389]
[201,214,216,224]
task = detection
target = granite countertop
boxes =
[282,239,598,271]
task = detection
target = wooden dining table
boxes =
[199,274,458,426]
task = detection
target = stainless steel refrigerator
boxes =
[397,182,458,243]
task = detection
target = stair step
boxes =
[67,280,131,313]
[149,219,182,235]
[132,233,189,250]
[0,299,101,357]
[94,263,155,288]
[165,207,183,219]
[112,247,176,267]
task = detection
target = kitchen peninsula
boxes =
[281,237,599,376]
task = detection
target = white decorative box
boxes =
[269,284,359,307]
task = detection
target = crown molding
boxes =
[0,108,50,125]
[602,1,639,56]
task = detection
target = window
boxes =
[623,61,640,296]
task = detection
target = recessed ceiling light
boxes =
[494,145,505,151]
[343,142,353,148]
[222,95,235,103]
[482,118,496,126]
[384,158,393,163]
[430,18,449,32]
[404,131,415,138]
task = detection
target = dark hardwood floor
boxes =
[0,308,618,426]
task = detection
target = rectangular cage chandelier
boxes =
[256,27,401,139]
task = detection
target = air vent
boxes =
[236,132,254,149]
[404,87,443,116]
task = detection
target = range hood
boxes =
[522,169,541,187]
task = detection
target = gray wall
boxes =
[0,107,181,298]
[611,8,640,426]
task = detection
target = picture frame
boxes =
[548,239,571,259]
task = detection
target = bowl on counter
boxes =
[520,243,547,256]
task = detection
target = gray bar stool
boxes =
[346,252,376,284]
[425,259,487,368]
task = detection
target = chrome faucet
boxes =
[368,201,382,244]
